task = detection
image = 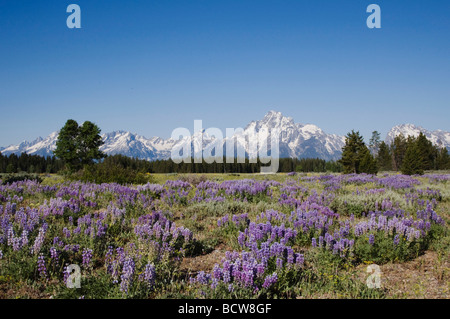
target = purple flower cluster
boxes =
[37,253,47,279]
[104,244,162,294]
[82,248,93,268]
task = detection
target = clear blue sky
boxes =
[1,0,449,146]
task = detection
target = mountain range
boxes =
[1,111,449,161]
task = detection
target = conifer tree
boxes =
[339,130,377,174]
[391,134,407,171]
[369,131,381,156]
[377,141,392,171]
[401,141,423,175]
[415,132,435,170]
[54,119,105,171]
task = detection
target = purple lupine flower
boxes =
[63,264,70,284]
[262,273,278,289]
[140,263,156,288]
[318,236,324,248]
[37,253,47,279]
[213,264,222,280]
[295,254,304,268]
[393,235,400,246]
[312,238,317,248]
[276,258,283,269]
[82,248,93,268]
[31,227,46,255]
[211,278,219,290]
[105,246,114,273]
[369,234,375,246]
[50,246,59,264]
[120,257,135,294]
[243,270,254,287]
[20,230,29,248]
[195,271,211,285]
[63,227,71,238]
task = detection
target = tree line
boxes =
[2,120,449,178]
[340,130,450,175]
[95,154,343,174]
[0,152,64,174]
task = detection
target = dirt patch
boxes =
[355,251,450,298]
[180,247,228,276]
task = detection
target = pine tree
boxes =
[77,121,105,166]
[369,131,381,156]
[54,119,105,171]
[415,132,434,170]
[359,147,378,174]
[339,130,376,174]
[377,141,392,171]
[436,147,450,170]
[391,134,407,171]
[401,141,424,175]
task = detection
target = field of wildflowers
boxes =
[0,172,449,299]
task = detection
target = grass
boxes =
[0,171,449,299]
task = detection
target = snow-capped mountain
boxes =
[386,124,450,150]
[8,111,448,161]
[0,132,59,158]
[0,111,346,161]
[229,111,345,160]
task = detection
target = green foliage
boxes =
[369,131,381,156]
[377,141,392,171]
[401,142,424,175]
[0,152,63,174]
[54,119,105,171]
[391,134,408,171]
[339,130,378,174]
[400,132,441,175]
[436,148,450,170]
[390,132,450,175]
[1,174,43,185]
[359,148,378,174]
[69,162,153,185]
[330,190,407,217]
[353,233,421,264]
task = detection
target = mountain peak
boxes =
[262,110,285,122]
[2,111,448,160]
[386,124,450,150]
[259,110,294,129]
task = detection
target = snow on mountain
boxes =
[7,111,448,161]
[100,131,159,161]
[386,124,450,150]
[0,111,347,161]
[0,133,58,158]
[229,111,345,160]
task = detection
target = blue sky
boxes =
[1,0,449,146]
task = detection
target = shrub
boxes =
[69,163,154,185]
[1,174,43,185]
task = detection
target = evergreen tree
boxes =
[436,147,450,170]
[377,141,392,171]
[359,147,378,174]
[6,163,16,173]
[415,132,434,170]
[339,130,376,174]
[391,134,407,171]
[77,121,105,166]
[54,119,105,171]
[401,141,423,175]
[369,131,381,156]
[54,119,80,171]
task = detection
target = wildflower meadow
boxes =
[0,172,449,299]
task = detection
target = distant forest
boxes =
[0,152,342,174]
